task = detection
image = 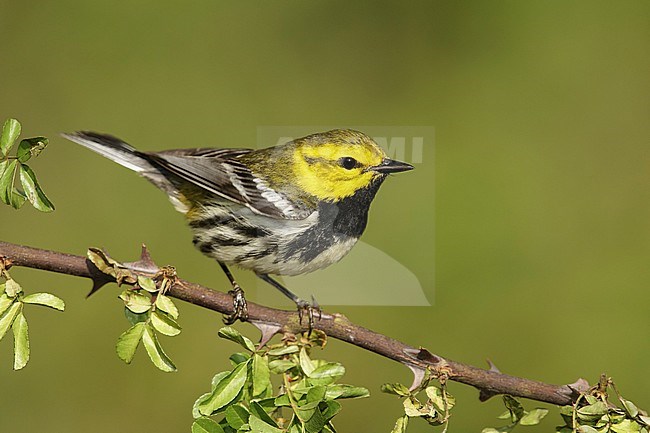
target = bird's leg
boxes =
[256,273,321,332]
[219,262,248,324]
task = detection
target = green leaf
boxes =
[503,395,525,423]
[324,384,370,400]
[252,354,271,396]
[391,415,409,433]
[248,415,283,433]
[12,312,29,370]
[268,359,296,374]
[380,383,411,397]
[192,417,225,433]
[1,118,21,157]
[137,276,158,293]
[249,401,278,427]
[577,426,601,433]
[218,327,256,352]
[304,405,327,433]
[426,385,455,412]
[274,393,291,407]
[0,301,21,341]
[306,385,327,404]
[224,405,250,430]
[19,164,54,212]
[0,161,8,187]
[10,188,26,209]
[622,400,639,418]
[142,324,176,372]
[22,292,65,311]
[267,345,299,356]
[116,322,146,363]
[119,290,152,314]
[404,397,426,417]
[497,410,511,420]
[611,419,642,433]
[124,308,149,325]
[151,310,181,336]
[230,352,251,365]
[5,279,22,297]
[0,160,18,206]
[87,248,137,285]
[307,362,345,385]
[577,401,608,421]
[155,294,178,318]
[16,137,48,163]
[0,293,13,316]
[519,408,549,426]
[210,371,230,389]
[320,400,341,421]
[198,360,250,415]
[193,393,213,419]
[299,347,315,376]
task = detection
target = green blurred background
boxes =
[1,1,648,432]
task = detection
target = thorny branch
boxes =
[0,241,589,406]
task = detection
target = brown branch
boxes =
[0,240,587,406]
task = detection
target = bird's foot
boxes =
[223,284,248,324]
[296,296,322,334]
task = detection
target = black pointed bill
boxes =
[370,158,414,174]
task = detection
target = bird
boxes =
[62,129,413,324]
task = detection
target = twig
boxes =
[0,241,587,406]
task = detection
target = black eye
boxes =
[339,157,359,170]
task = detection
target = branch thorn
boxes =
[406,363,427,391]
[250,321,282,349]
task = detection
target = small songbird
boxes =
[62,129,413,323]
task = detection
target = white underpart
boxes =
[191,203,360,276]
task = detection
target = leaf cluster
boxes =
[87,247,182,371]
[557,377,650,433]
[192,327,369,433]
[482,395,549,433]
[381,373,456,433]
[0,266,65,370]
[0,118,54,211]
[115,274,181,372]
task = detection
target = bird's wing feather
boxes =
[146,149,310,220]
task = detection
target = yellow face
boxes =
[292,133,387,201]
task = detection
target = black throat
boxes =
[321,175,386,238]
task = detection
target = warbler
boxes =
[62,129,413,323]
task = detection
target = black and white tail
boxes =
[61,131,155,173]
[61,131,187,211]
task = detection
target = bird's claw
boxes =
[297,296,321,334]
[223,285,248,324]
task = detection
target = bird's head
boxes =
[289,129,413,202]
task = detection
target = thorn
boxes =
[567,378,591,394]
[86,276,113,298]
[406,364,427,392]
[124,244,159,274]
[476,360,503,401]
[479,389,499,402]
[250,322,282,349]
[404,347,444,365]
[486,359,501,373]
